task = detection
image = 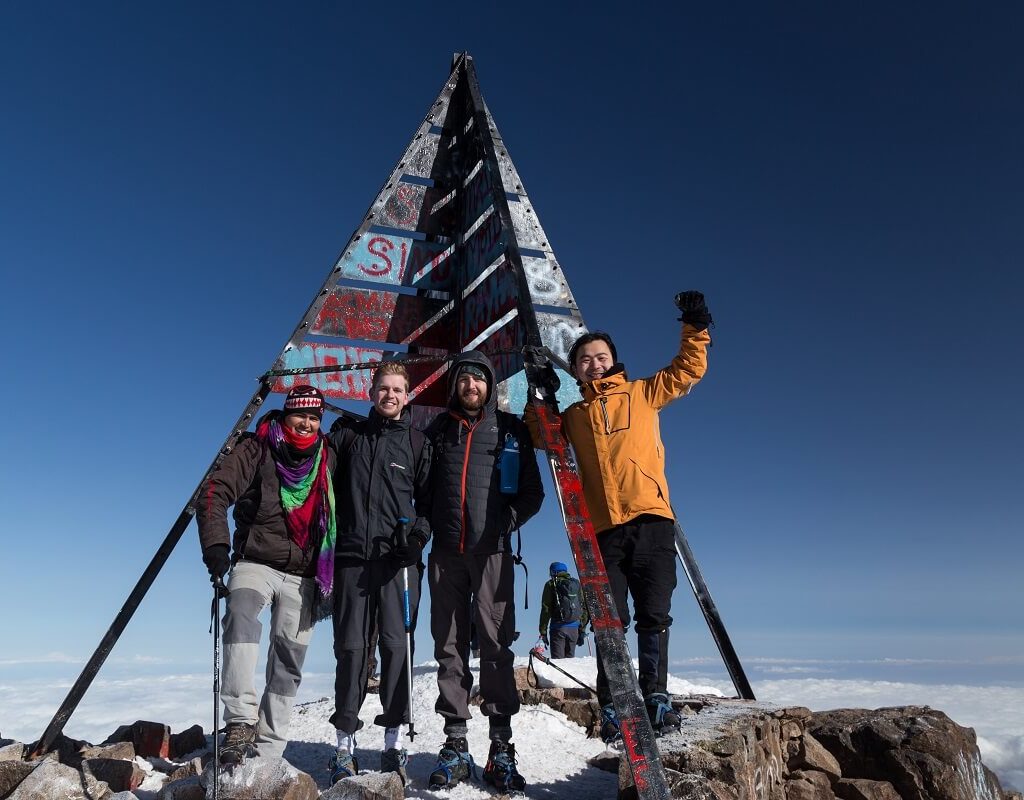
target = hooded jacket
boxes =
[329,407,432,561]
[197,419,337,576]
[525,323,710,534]
[424,350,544,554]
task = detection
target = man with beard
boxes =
[423,351,543,794]
[326,363,431,785]
[197,385,337,764]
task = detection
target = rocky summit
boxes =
[0,673,1019,800]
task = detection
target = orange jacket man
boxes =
[525,290,712,740]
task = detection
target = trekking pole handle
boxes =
[395,517,409,550]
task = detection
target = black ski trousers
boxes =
[429,549,520,740]
[595,515,677,705]
[330,557,421,733]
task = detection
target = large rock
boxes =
[157,776,205,800]
[808,707,1004,800]
[169,726,206,760]
[199,757,317,800]
[786,769,836,800]
[81,757,146,793]
[80,743,136,762]
[7,758,97,800]
[0,742,24,762]
[320,771,404,799]
[0,759,35,797]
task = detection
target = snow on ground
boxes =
[283,657,630,797]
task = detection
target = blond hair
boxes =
[372,362,410,392]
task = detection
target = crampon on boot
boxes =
[428,736,474,789]
[483,740,526,794]
[220,722,256,765]
[599,704,621,744]
[328,749,359,784]
[645,692,682,734]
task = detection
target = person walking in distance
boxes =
[197,385,337,763]
[423,351,544,793]
[538,561,588,658]
[326,362,432,785]
[525,291,713,740]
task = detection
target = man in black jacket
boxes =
[424,351,544,794]
[327,363,431,785]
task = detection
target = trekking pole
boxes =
[210,576,228,800]
[396,518,417,742]
[528,646,597,695]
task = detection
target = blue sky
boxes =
[1,0,1021,713]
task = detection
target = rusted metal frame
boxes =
[31,382,273,757]
[272,55,466,378]
[263,352,454,379]
[461,56,539,353]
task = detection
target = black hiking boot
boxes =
[645,692,682,734]
[220,722,256,765]
[483,740,526,794]
[428,736,474,789]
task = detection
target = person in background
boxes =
[538,561,589,658]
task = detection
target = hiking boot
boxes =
[483,740,526,794]
[599,704,621,744]
[220,722,256,764]
[381,747,408,785]
[645,692,682,734]
[329,749,359,784]
[428,736,474,789]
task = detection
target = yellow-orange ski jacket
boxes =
[526,324,710,534]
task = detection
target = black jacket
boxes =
[424,350,544,554]
[196,420,337,577]
[329,408,432,561]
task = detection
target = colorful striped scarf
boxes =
[256,413,336,618]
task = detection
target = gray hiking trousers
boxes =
[330,558,422,734]
[221,561,316,758]
[429,549,520,737]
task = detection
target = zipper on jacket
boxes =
[458,417,479,553]
[599,397,612,435]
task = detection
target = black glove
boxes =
[392,534,425,567]
[577,628,586,647]
[674,290,713,331]
[541,632,550,647]
[202,544,230,585]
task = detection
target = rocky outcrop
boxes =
[595,697,1015,800]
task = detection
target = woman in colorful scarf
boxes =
[197,385,337,764]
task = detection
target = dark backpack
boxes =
[551,575,582,624]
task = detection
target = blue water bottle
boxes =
[499,433,519,494]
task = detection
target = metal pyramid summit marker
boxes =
[265,50,586,421]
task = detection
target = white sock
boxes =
[384,726,403,751]
[336,730,356,752]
